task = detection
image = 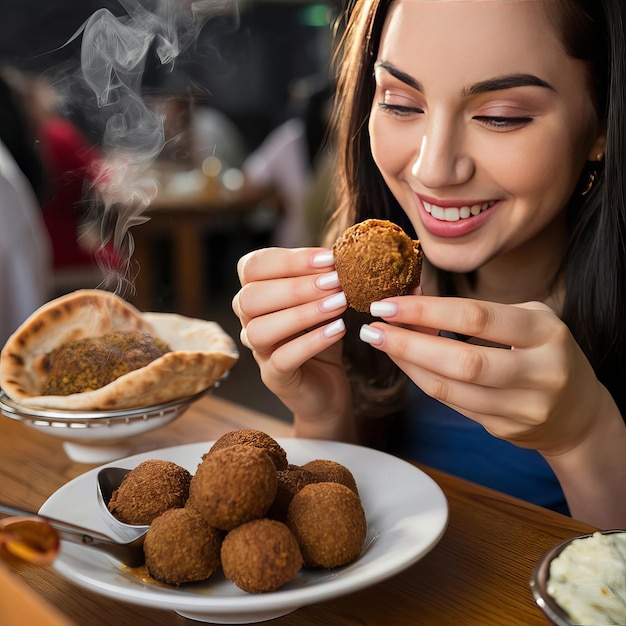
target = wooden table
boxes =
[129,181,259,319]
[0,394,595,625]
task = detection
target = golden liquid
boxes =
[121,563,173,588]
[0,517,60,566]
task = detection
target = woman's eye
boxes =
[377,102,423,118]
[474,115,533,129]
[375,88,424,118]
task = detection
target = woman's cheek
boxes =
[371,124,419,179]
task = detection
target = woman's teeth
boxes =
[423,200,494,222]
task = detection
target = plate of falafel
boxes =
[39,431,449,624]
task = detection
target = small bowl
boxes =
[530,529,626,626]
[0,387,212,463]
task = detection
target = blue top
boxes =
[401,383,569,515]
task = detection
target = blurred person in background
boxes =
[192,100,248,171]
[146,74,248,172]
[142,81,250,301]
[0,66,51,344]
[239,76,335,248]
[0,66,46,204]
[149,87,248,199]
[20,74,114,276]
[0,138,51,345]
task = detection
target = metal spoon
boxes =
[0,503,145,567]
[96,467,150,541]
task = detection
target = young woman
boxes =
[232,0,626,529]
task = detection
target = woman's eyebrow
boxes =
[375,62,554,96]
[463,74,555,95]
[375,61,423,92]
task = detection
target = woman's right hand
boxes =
[231,247,356,441]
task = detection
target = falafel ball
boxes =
[266,464,317,522]
[333,219,422,313]
[144,507,223,585]
[287,482,367,569]
[302,459,359,495]
[206,429,288,470]
[108,459,192,525]
[187,444,278,530]
[221,518,302,593]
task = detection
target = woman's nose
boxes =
[410,126,475,189]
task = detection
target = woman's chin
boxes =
[423,252,483,275]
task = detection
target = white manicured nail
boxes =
[316,271,340,289]
[323,318,345,338]
[370,301,398,317]
[320,292,347,312]
[359,324,383,345]
[311,250,334,268]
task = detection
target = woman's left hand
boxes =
[360,295,610,456]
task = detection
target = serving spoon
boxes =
[0,503,145,567]
[96,467,150,541]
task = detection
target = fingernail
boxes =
[323,318,345,338]
[316,271,340,289]
[370,301,397,317]
[320,291,347,312]
[311,250,334,268]
[360,324,383,345]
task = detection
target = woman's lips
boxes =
[422,200,495,221]
[418,197,497,237]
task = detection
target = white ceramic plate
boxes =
[40,439,449,624]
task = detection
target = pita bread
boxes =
[0,290,238,410]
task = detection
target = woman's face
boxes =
[369,0,605,274]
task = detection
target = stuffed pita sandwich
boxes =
[0,290,238,410]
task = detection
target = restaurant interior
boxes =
[0,0,343,421]
[1,3,620,625]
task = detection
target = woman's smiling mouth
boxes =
[422,200,496,222]
[416,197,499,238]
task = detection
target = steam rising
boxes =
[69,0,236,296]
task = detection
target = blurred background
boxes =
[0,0,340,156]
[0,0,344,419]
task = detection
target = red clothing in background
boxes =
[38,117,103,269]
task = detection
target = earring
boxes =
[581,170,597,196]
[581,153,604,196]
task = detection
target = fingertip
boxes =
[322,318,345,338]
[320,291,347,312]
[240,327,252,350]
[370,301,398,317]
[311,249,335,268]
[236,250,255,282]
[359,324,384,346]
[315,270,340,290]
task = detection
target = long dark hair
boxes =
[330,0,626,421]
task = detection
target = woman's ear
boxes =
[587,132,607,162]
